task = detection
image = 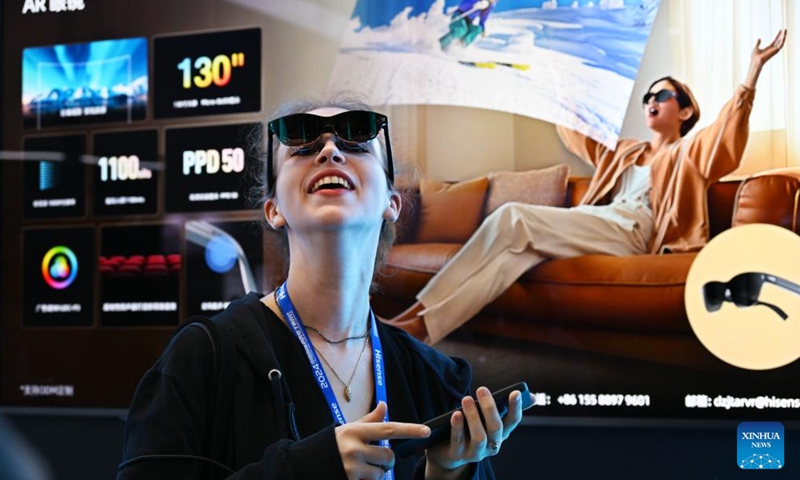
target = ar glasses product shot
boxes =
[642,89,679,106]
[266,110,394,193]
[702,272,800,320]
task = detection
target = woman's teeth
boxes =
[312,176,351,192]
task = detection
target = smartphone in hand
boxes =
[392,382,533,458]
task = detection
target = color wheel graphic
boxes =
[41,246,78,289]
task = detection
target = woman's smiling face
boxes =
[266,107,400,234]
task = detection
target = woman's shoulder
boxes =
[156,292,269,377]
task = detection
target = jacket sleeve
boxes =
[117,327,346,480]
[684,84,755,182]
[556,124,613,168]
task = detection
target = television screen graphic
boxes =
[99,224,181,327]
[92,130,159,216]
[22,37,148,129]
[185,220,264,316]
[22,228,95,327]
[164,123,260,213]
[154,28,261,118]
[23,135,87,220]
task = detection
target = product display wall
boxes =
[2,0,799,424]
[1,0,272,408]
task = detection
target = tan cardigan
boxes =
[557,84,755,254]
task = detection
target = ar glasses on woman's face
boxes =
[266,110,394,193]
[703,272,800,320]
[642,89,679,106]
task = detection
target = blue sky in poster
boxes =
[353,0,648,28]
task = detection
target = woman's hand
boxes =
[745,29,787,89]
[424,387,530,480]
[335,401,430,480]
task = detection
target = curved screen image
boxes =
[22,37,148,129]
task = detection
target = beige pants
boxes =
[418,202,654,344]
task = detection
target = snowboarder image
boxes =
[439,0,498,50]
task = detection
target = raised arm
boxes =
[686,29,787,181]
[744,29,787,89]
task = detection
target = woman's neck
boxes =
[281,228,380,339]
[649,130,681,154]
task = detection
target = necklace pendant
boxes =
[345,385,352,402]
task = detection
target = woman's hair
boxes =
[248,93,397,292]
[647,76,701,137]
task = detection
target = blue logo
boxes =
[738,422,784,469]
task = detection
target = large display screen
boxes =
[2,0,798,431]
[22,37,148,129]
[153,28,261,118]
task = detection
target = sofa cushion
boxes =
[732,169,800,233]
[377,245,696,333]
[485,164,570,215]
[416,176,489,243]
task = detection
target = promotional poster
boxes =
[332,0,660,148]
[1,0,798,429]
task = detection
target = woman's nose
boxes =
[315,133,345,165]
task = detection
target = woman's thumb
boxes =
[359,401,387,423]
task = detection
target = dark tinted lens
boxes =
[729,273,764,307]
[654,89,676,103]
[643,89,676,105]
[271,114,322,146]
[332,111,382,143]
[703,282,727,312]
[270,111,384,146]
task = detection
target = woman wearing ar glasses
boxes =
[118,97,529,480]
[386,29,787,344]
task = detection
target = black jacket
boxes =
[118,292,494,479]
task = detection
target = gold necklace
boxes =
[271,289,370,402]
[314,335,369,402]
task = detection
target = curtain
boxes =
[669,0,796,175]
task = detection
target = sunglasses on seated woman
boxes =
[266,110,394,193]
[642,89,679,106]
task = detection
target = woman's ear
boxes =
[383,191,402,222]
[679,105,695,122]
[264,198,286,229]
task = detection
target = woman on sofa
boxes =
[386,29,787,344]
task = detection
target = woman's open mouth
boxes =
[310,175,353,193]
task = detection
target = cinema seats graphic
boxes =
[99,254,181,278]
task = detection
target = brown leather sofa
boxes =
[370,168,800,369]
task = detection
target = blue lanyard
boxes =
[276,283,393,480]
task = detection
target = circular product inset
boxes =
[685,224,800,370]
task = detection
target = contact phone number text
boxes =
[556,393,651,407]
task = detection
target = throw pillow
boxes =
[485,164,570,215]
[416,176,489,243]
